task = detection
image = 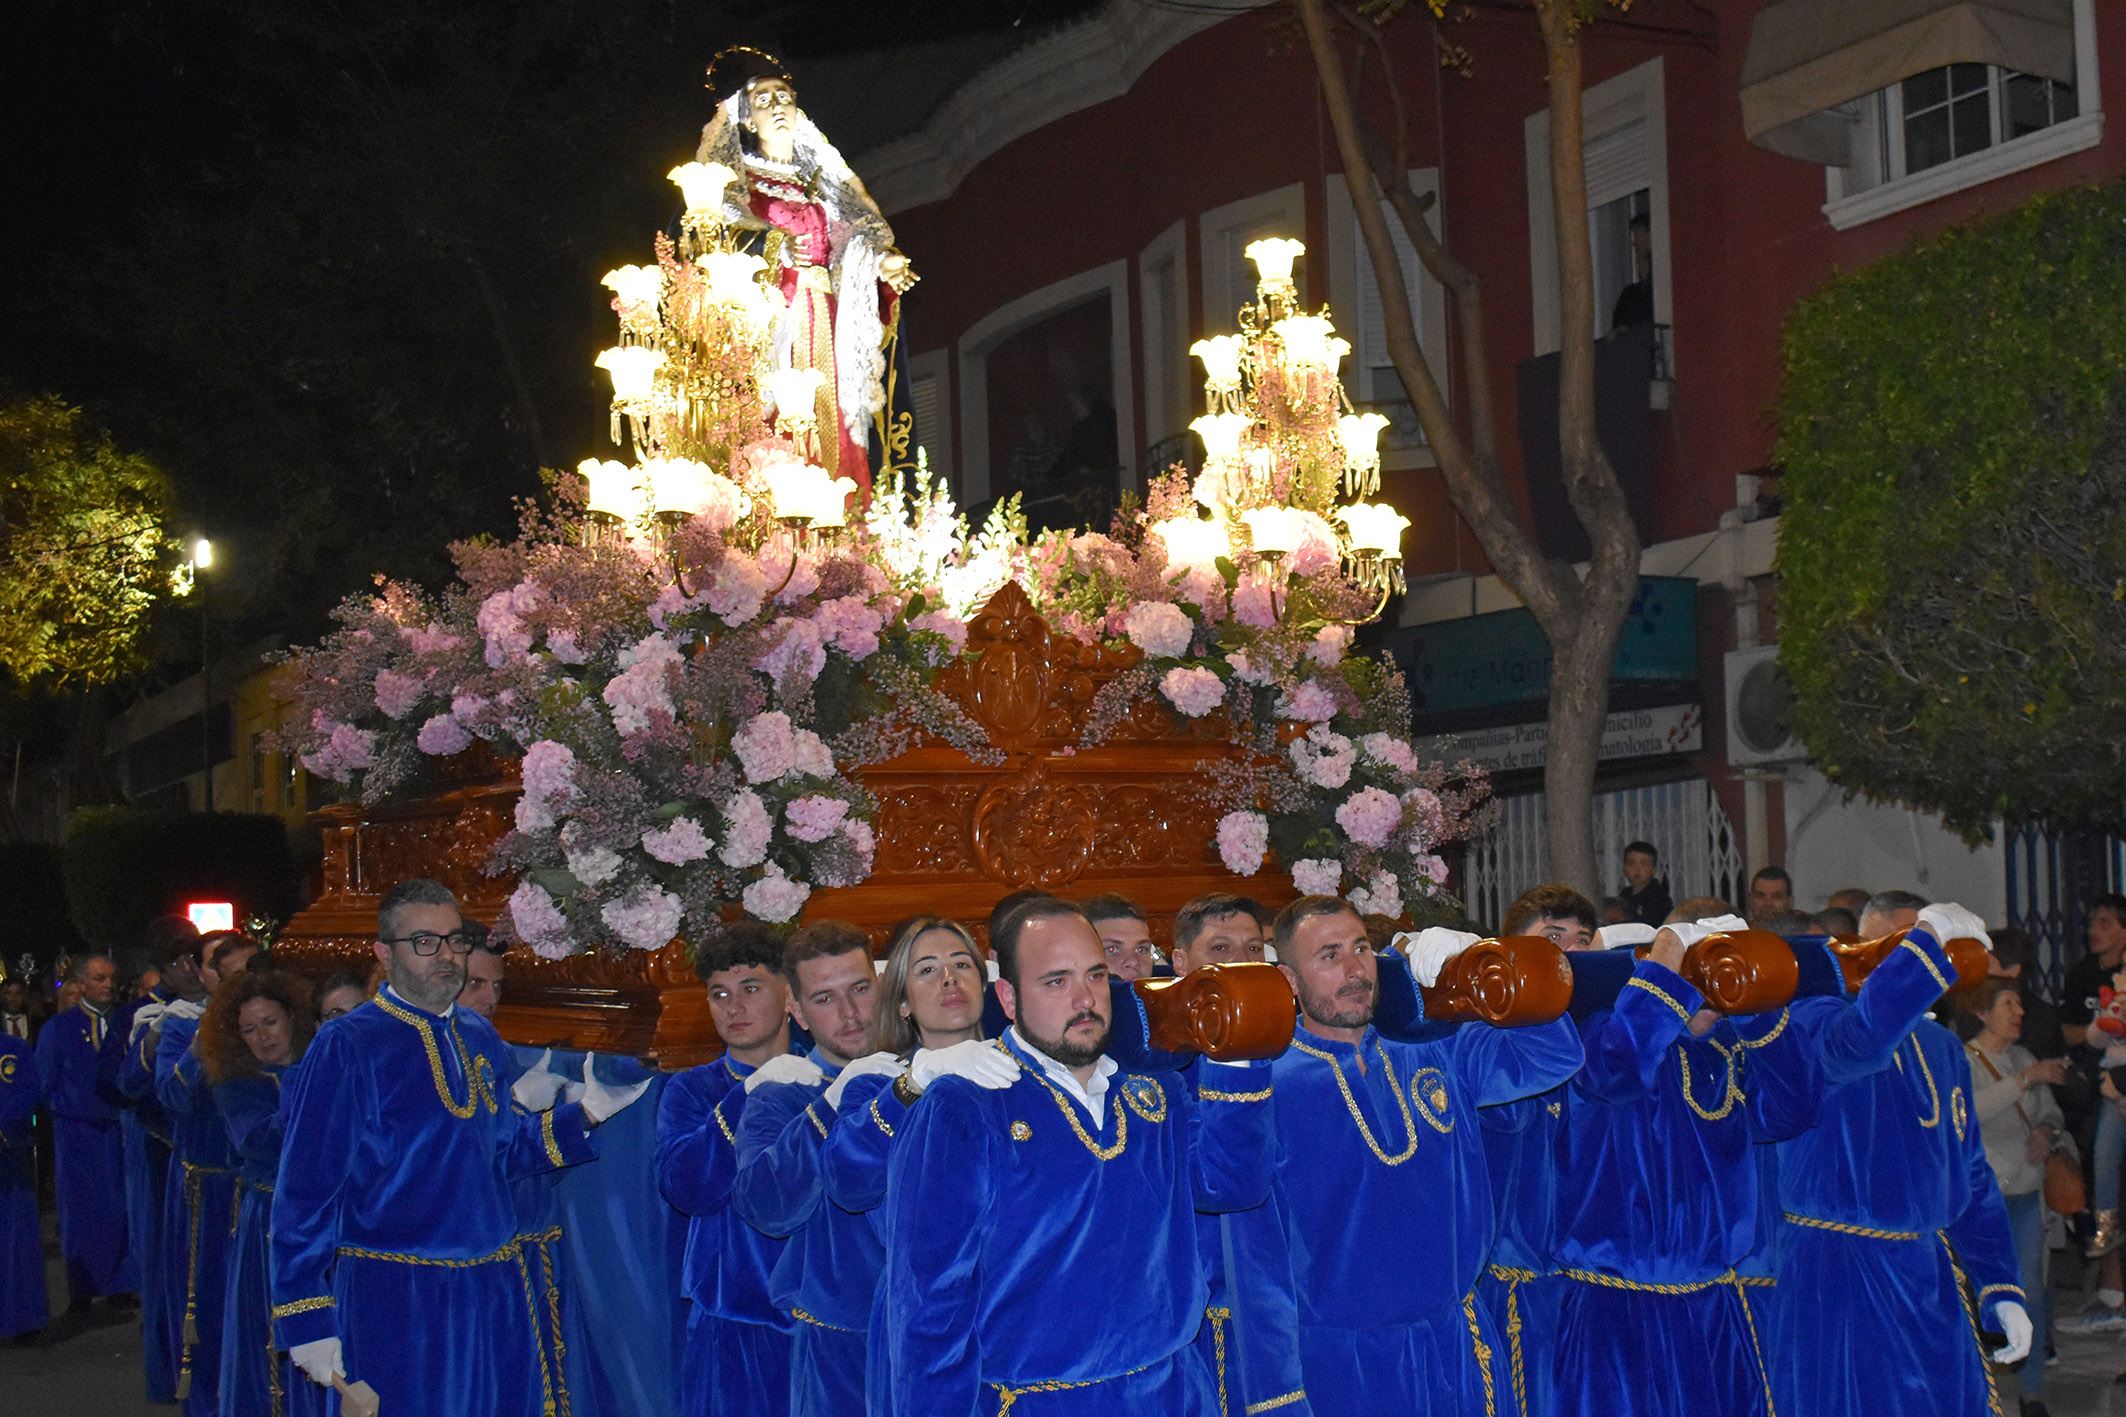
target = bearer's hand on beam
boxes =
[290,1336,344,1387]
[579,1054,652,1124]
[510,1049,568,1112]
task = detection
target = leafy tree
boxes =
[1776,179,2126,839]
[1295,0,1644,897]
[0,396,185,686]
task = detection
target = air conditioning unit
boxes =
[1724,644,1806,768]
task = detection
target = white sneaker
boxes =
[2057,1300,2126,1334]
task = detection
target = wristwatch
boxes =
[892,1071,925,1106]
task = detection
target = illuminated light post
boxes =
[192,537,215,811]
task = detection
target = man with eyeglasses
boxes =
[271,878,649,1417]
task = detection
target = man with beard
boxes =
[881,897,1277,1415]
[272,879,648,1416]
[1269,895,1583,1415]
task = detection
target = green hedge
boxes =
[61,807,302,955]
[1775,180,2126,840]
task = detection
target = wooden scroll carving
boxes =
[276,582,1297,1067]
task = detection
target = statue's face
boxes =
[746,79,797,157]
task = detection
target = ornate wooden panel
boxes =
[277,582,1294,1067]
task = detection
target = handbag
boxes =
[1969,1042,2087,1215]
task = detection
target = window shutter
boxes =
[1354,210,1425,404]
[1583,117,1650,208]
[910,371,943,469]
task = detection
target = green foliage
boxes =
[0,397,185,687]
[61,807,301,955]
[1775,180,2126,839]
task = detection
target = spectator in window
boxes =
[1615,842,1672,928]
[1964,976,2070,1417]
[1609,212,1653,332]
[1747,867,1795,925]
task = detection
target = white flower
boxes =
[1123,601,1194,659]
[1291,858,1343,896]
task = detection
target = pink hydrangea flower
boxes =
[909,609,968,657]
[563,842,622,889]
[1402,787,1447,848]
[1291,858,1343,896]
[1231,577,1277,629]
[520,740,580,812]
[1414,853,1449,885]
[1174,566,1227,619]
[1216,811,1269,877]
[603,634,681,735]
[546,629,589,664]
[755,618,827,686]
[1288,725,1357,789]
[1286,510,1341,579]
[814,596,885,660]
[373,669,424,720]
[649,583,710,630]
[515,796,555,834]
[416,712,473,758]
[1160,666,1227,718]
[507,881,572,953]
[1335,787,1404,848]
[732,711,797,784]
[642,817,712,865]
[718,790,772,868]
[1278,680,1339,723]
[708,558,771,626]
[476,581,542,667]
[1361,733,1420,776]
[600,884,683,951]
[790,728,835,780]
[1310,625,1353,668]
[785,794,850,843]
[842,818,875,861]
[766,545,821,605]
[1226,649,1275,686]
[743,865,812,924]
[1348,870,1403,920]
[1124,601,1194,659]
[405,623,462,655]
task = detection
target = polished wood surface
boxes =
[277,583,1300,1067]
[1418,936,1575,1027]
[1133,962,1298,1062]
[1632,929,1800,1016]
[1830,930,1990,997]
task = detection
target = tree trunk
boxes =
[1295,0,1642,902]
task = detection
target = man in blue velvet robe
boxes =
[156,930,255,1411]
[1550,915,1822,1417]
[658,923,803,1417]
[271,878,645,1417]
[1768,895,2030,1417]
[102,917,202,1401]
[35,952,135,1309]
[1268,898,1583,1416]
[0,1025,45,1341]
[881,897,1277,1416]
[733,919,890,1417]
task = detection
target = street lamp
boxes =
[192,537,214,811]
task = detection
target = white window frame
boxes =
[1198,183,1308,335]
[1136,219,1191,451]
[1325,169,1448,471]
[905,347,952,486]
[1525,56,1673,364]
[1822,0,2102,231]
[954,261,1135,507]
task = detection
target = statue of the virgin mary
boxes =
[700,47,917,489]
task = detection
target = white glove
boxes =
[510,1049,568,1112]
[1399,928,1482,987]
[1595,923,1656,950]
[1916,903,1990,951]
[822,1052,904,1110]
[743,1052,826,1094]
[909,1038,1020,1092]
[290,1336,344,1387]
[1990,1299,2032,1363]
[163,998,206,1023]
[1694,914,1750,936]
[130,1002,168,1044]
[578,1054,652,1124]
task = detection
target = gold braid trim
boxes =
[1245,1393,1306,1414]
[1784,1212,1921,1242]
[337,1236,529,1267]
[270,1295,333,1320]
[1627,975,1695,1022]
[807,1103,830,1139]
[373,992,497,1119]
[1022,1071,1128,1161]
[1976,1282,2026,1305]
[1738,1009,1791,1050]
[175,1162,230,1399]
[512,1243,557,1417]
[1288,1037,1419,1165]
[540,1108,565,1167]
[1724,1273,1778,1417]
[1900,939,1954,994]
[791,1306,861,1333]
[1463,1295,1496,1417]
[1206,1306,1231,1417]
[1679,1041,1744,1121]
[1939,1232,2006,1417]
[992,1356,1158,1413]
[869,1094,896,1138]
[1199,1086,1274,1103]
[1907,1037,1942,1129]
[713,1094,738,1144]
[1560,1268,1726,1295]
[527,1228,571,1417]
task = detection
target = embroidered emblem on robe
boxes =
[1410,1067,1455,1133]
[1010,1121,1032,1141]
[1121,1076,1168,1122]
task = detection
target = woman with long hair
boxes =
[203,965,318,1417]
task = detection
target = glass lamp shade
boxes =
[1245,237,1305,285]
[765,368,827,428]
[1151,515,1229,573]
[1190,335,1247,390]
[1190,412,1252,464]
[764,460,828,522]
[643,458,717,517]
[601,265,663,313]
[1241,506,1306,557]
[697,250,769,307]
[1273,315,1341,371]
[1339,501,1410,555]
[808,476,860,529]
[596,346,665,404]
[579,459,645,521]
[668,161,737,214]
[1338,412,1390,465]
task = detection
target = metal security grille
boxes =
[2005,826,2125,1003]
[1464,779,1744,931]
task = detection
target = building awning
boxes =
[1740,0,2076,165]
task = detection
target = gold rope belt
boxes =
[1783,1212,1922,1242]
[992,1357,1158,1414]
[174,1161,235,1400]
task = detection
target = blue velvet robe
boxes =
[158,1014,239,1412]
[216,1067,322,1417]
[1271,1018,1583,1416]
[819,1070,904,1417]
[105,989,180,1400]
[499,1044,587,1417]
[36,1001,135,1299]
[656,1052,793,1417]
[880,1031,1276,1417]
[1477,1087,1564,1417]
[269,989,598,1417]
[734,1049,876,1417]
[0,1032,46,1340]
[1550,961,1821,1417]
[1767,929,2023,1417]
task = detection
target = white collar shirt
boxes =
[1009,1026,1118,1125]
